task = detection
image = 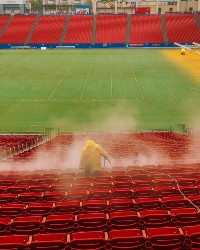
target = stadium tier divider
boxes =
[91,15,97,45]
[0,15,10,34]
[59,15,70,45]
[194,13,200,30]
[0,15,13,37]
[25,15,40,45]
[161,14,168,44]
[126,14,131,45]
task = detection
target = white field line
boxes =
[0,54,32,76]
[47,55,79,100]
[110,54,113,100]
[79,57,95,101]
[127,56,145,100]
[142,55,177,101]
[17,58,62,101]
[0,64,17,75]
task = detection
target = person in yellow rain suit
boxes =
[79,140,108,175]
[181,47,186,55]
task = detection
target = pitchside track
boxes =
[0,48,199,132]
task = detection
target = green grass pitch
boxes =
[0,49,200,133]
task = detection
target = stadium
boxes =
[0,0,200,248]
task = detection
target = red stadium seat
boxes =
[0,235,29,249]
[161,196,190,209]
[0,180,16,186]
[66,190,88,201]
[132,180,154,188]
[93,175,111,182]
[82,199,108,213]
[43,191,66,202]
[145,227,184,249]
[26,202,53,216]
[176,178,196,187]
[134,198,162,211]
[77,213,108,231]
[18,192,42,203]
[188,195,200,207]
[17,178,37,186]
[0,194,17,204]
[109,229,145,250]
[111,188,133,199]
[69,231,106,249]
[93,181,113,189]
[30,233,67,250]
[0,218,11,235]
[54,201,80,214]
[154,186,178,197]
[89,189,111,200]
[75,176,93,182]
[133,187,155,198]
[113,181,133,189]
[178,186,199,196]
[50,184,71,192]
[139,210,171,228]
[12,216,44,235]
[109,199,134,212]
[183,225,200,249]
[110,211,139,230]
[0,186,7,194]
[0,204,26,218]
[170,208,200,227]
[7,186,29,194]
[29,184,49,193]
[45,214,75,233]
[130,174,149,180]
[71,182,92,190]
[111,175,130,181]
[37,178,56,185]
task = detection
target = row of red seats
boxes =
[0,226,200,249]
[130,15,164,43]
[165,14,200,43]
[1,14,200,44]
[30,16,66,44]
[95,15,128,43]
[0,195,199,212]
[0,184,200,199]
[1,164,200,179]
[0,208,200,235]
[0,175,200,186]
[9,131,196,163]
[0,15,9,33]
[0,134,44,159]
[0,15,36,44]
[64,16,93,43]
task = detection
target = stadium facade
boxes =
[0,0,200,14]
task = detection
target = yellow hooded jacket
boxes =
[80,140,107,173]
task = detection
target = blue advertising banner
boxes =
[76,5,90,15]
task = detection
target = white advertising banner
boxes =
[0,0,26,4]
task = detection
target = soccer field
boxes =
[0,48,200,133]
